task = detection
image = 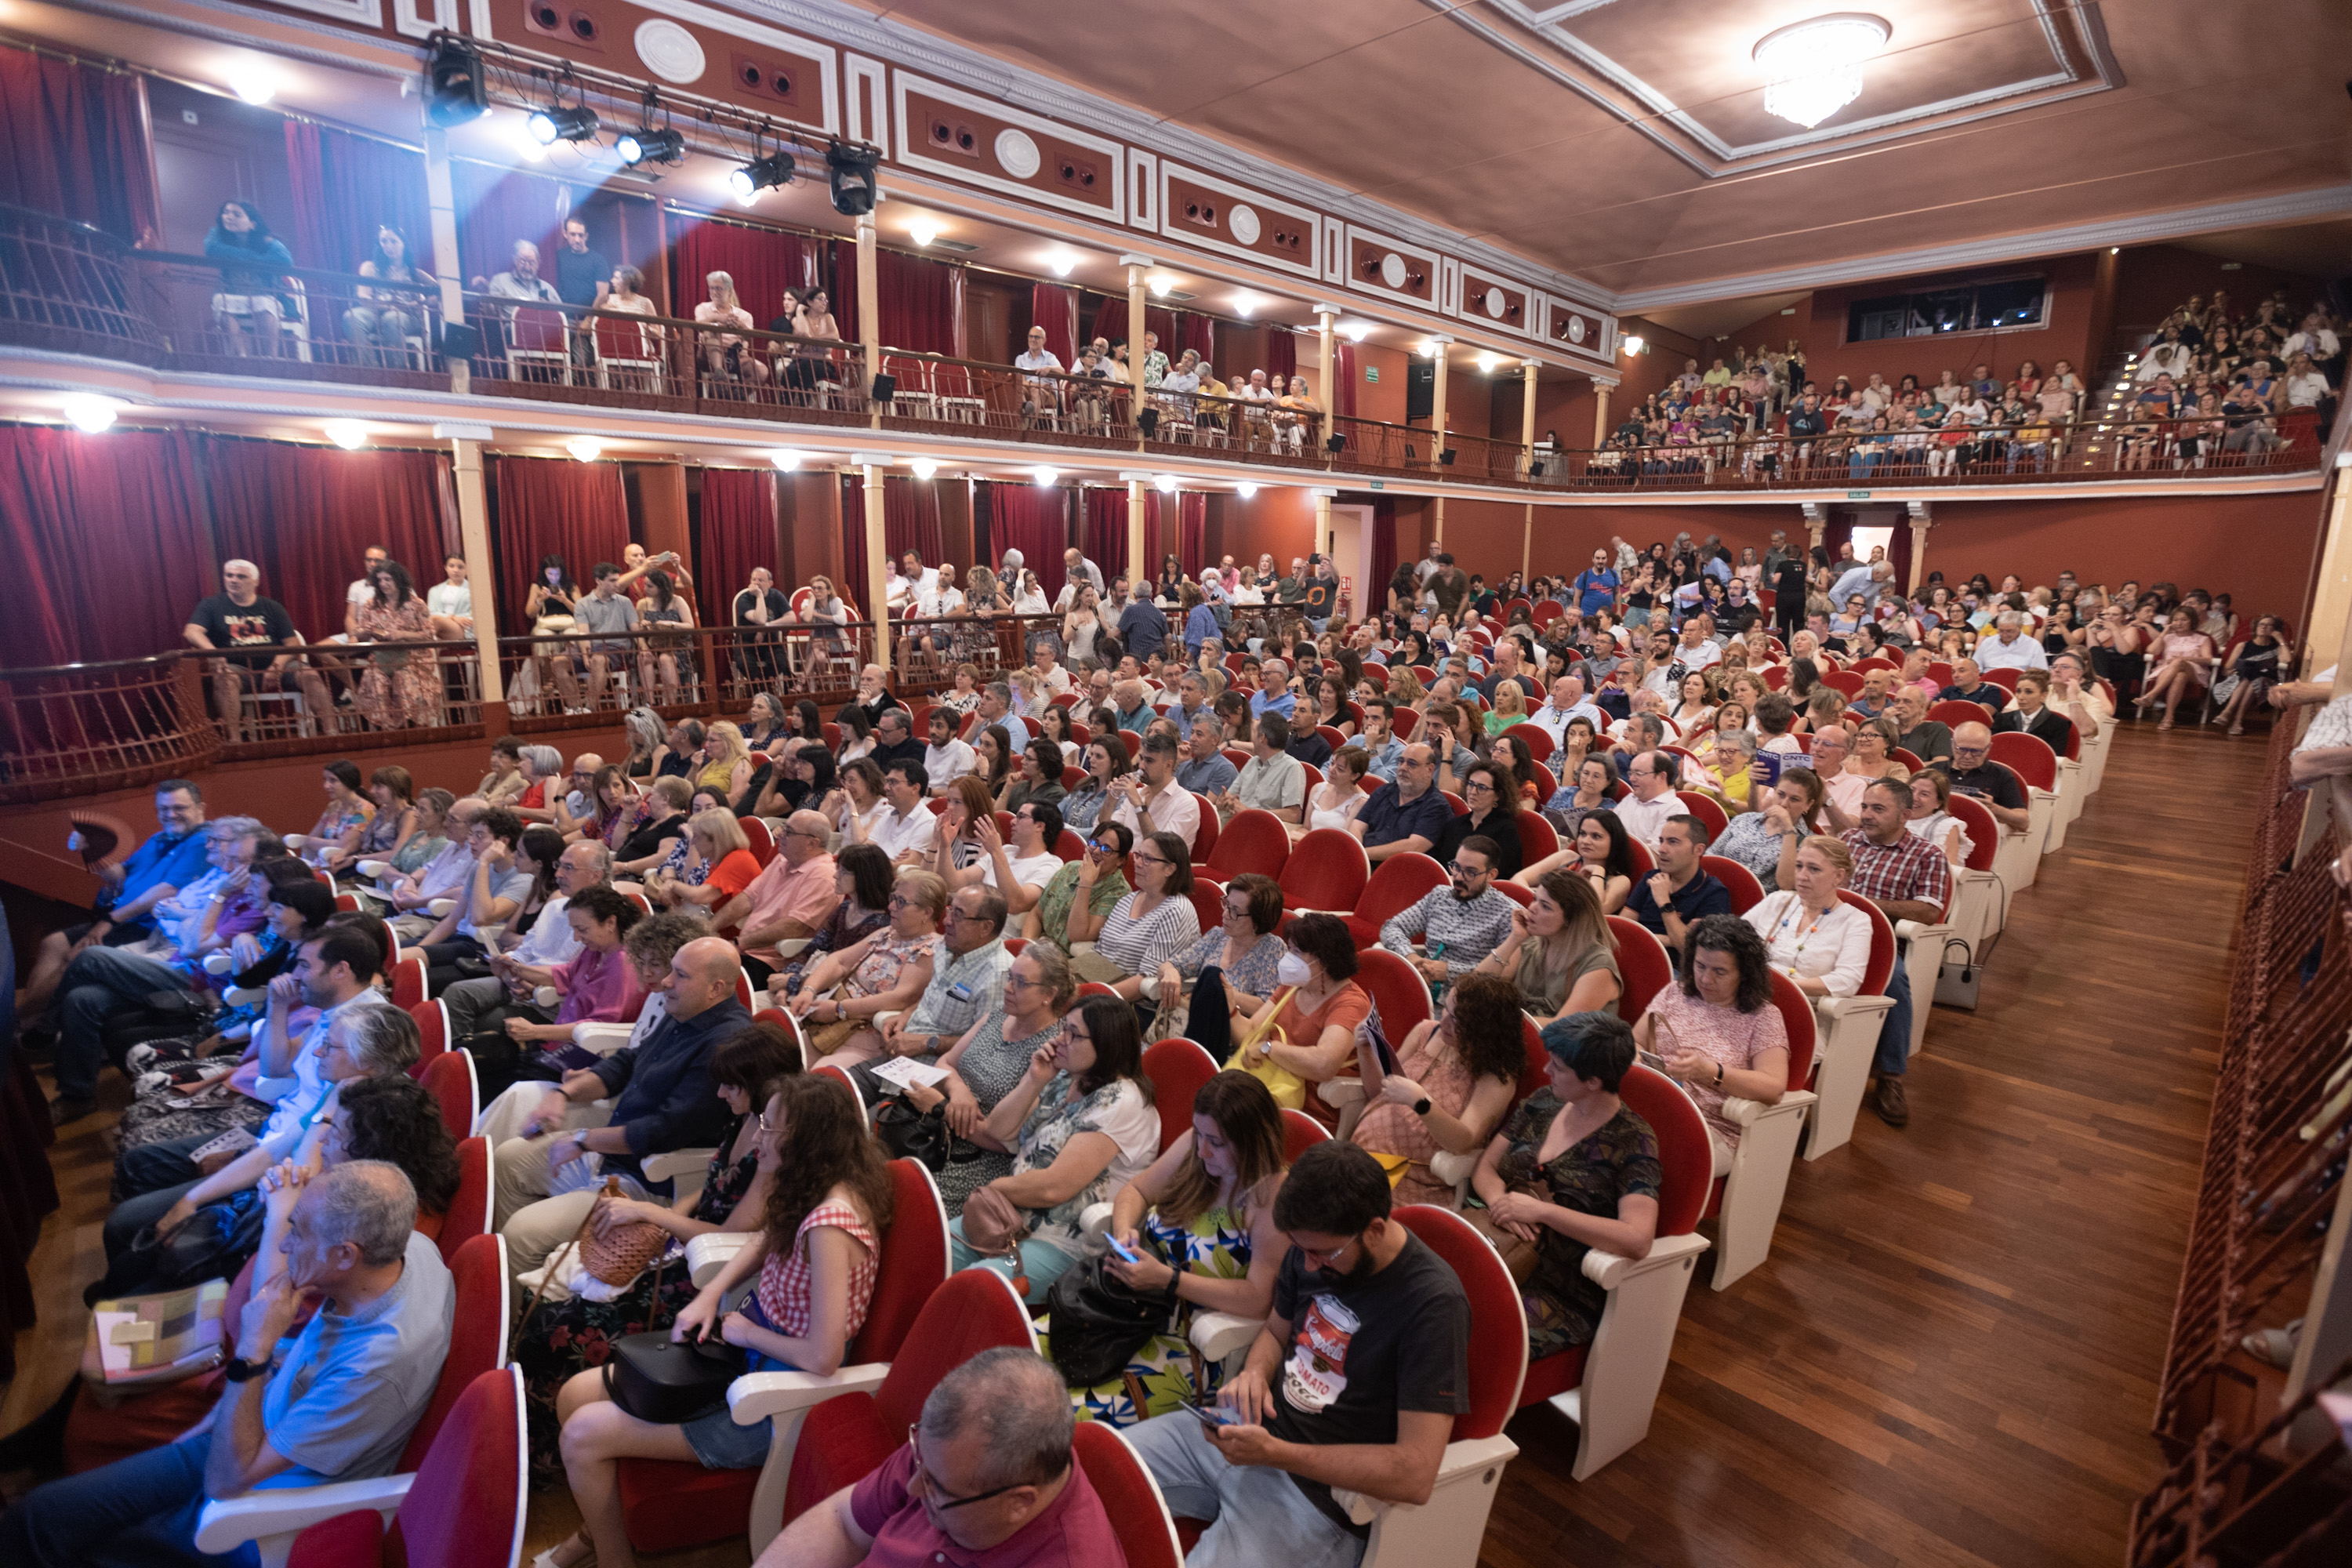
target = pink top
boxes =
[1641,989,1789,1147]
[738,851,843,964]
[550,945,641,1026]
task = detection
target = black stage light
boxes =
[528,103,599,145]
[617,126,684,165]
[730,152,797,201]
[827,143,880,216]
[426,38,489,129]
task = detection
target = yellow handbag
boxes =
[1225,987,1306,1110]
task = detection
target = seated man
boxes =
[1936,722,2032,834]
[942,803,1065,916]
[1177,716,1240,798]
[758,1347,1118,1568]
[716,810,840,982]
[868,706,927,774]
[1379,837,1517,989]
[0,1161,452,1568]
[381,797,486,941]
[842,884,1010,1090]
[494,934,750,1281]
[1608,750,1683,849]
[1350,742,1449,863]
[183,559,334,742]
[1937,657,2006,712]
[17,779,212,1032]
[1890,684,1953,769]
[1125,1141,1469,1568]
[437,839,610,1040]
[1624,815,1732,953]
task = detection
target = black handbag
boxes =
[85,1189,267,1307]
[1044,1246,1176,1386]
[872,1097,952,1171]
[601,1330,748,1425]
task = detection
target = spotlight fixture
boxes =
[770,450,804,471]
[617,126,685,166]
[826,142,880,216]
[227,67,276,106]
[1621,334,1646,356]
[323,420,369,450]
[1046,252,1077,278]
[1341,321,1370,343]
[1475,353,1500,374]
[1031,465,1058,487]
[1152,474,1178,494]
[426,38,490,129]
[1236,482,1258,499]
[527,103,600,146]
[908,221,940,247]
[730,151,797,201]
[565,436,604,463]
[60,394,118,433]
[909,458,938,479]
[1149,275,1174,298]
[1417,341,1440,359]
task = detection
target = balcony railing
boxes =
[0,202,2329,493]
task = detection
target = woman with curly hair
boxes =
[1345,970,1528,1207]
[512,1021,797,1483]
[548,1069,886,1568]
[1632,913,1789,1160]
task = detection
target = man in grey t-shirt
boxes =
[572,562,641,711]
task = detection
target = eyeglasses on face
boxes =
[908,1425,1032,1511]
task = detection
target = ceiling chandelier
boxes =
[1753,13,1889,129]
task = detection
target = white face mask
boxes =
[1276,953,1312,988]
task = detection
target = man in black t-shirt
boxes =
[1935,722,2031,833]
[1302,557,1338,633]
[553,218,611,368]
[183,560,332,741]
[1127,1142,1469,1563]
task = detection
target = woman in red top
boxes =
[1247,913,1373,1129]
[547,1072,892,1568]
[646,807,762,913]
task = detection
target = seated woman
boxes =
[824,757,889,844]
[1058,732,1132,840]
[1471,1010,1661,1359]
[324,764,421,875]
[1711,767,1824,894]
[1632,914,1789,1169]
[1243,913,1374,1130]
[1748,836,1872,1004]
[779,869,943,1064]
[1538,750,1620,838]
[463,886,646,1100]
[949,993,1159,1302]
[999,736,1070,816]
[1485,678,1530,737]
[1345,971,1526,1208]
[612,776,692,880]
[1063,1070,1290,1426]
[1433,760,1527,880]
[891,944,1077,1216]
[547,1073,888,1568]
[761,841,891,994]
[1153,872,1286,1047]
[514,1021,798,1483]
[1705,728,1759,812]
[1022,820,1133,954]
[1475,869,1621,1026]
[1488,732,1551,810]
[1065,830,1200,1010]
[57,1072,462,1476]
[295,760,376,869]
[745,740,833,825]
[645,808,761,916]
[1299,745,1372,838]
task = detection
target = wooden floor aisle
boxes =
[2,720,2260,1567]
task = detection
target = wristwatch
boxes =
[1412,1096,1433,1116]
[224,1354,270,1383]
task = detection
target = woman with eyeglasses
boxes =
[782,869,944,1062]
[890,944,1077,1216]
[1152,871,1287,1046]
[1023,819,1132,954]
[554,1073,890,1568]
[1346,970,1527,1210]
[1632,914,1788,1162]
[1067,830,1200,1015]
[949,993,1159,1302]
[1433,761,1527,880]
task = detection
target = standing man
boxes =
[553,216,611,369]
[184,560,336,740]
[1118,578,1168,662]
[1836,779,1951,1128]
[1302,557,1338,635]
[1573,548,1620,616]
[1063,546,1105,600]
[572,562,643,711]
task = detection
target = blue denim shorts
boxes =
[677,1299,786,1469]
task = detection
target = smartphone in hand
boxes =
[1105,1235,1142,1265]
[1187,1394,1244,1428]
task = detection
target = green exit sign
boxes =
[1364,366,1380,383]
[1370,480,1385,490]
[1847,489,1871,499]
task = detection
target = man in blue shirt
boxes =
[1175,717,1238,797]
[1249,659,1297,721]
[20,779,211,1029]
[0,1160,454,1568]
[1351,743,1451,864]
[1117,580,1167,661]
[1112,680,1156,737]
[1573,549,1620,615]
[1624,815,1733,954]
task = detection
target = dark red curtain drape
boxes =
[670,212,822,332]
[1370,497,1398,612]
[1335,341,1359,419]
[0,48,160,245]
[283,122,430,275]
[1174,492,1206,579]
[1081,488,1202,583]
[1090,297,1181,359]
[491,456,630,628]
[1031,282,1078,365]
[1268,329,1298,387]
[884,476,946,567]
[695,468,775,613]
[982,482,1070,601]
[826,244,960,355]
[0,424,212,667]
[1180,314,1215,368]
[205,438,455,642]
[452,162,570,287]
[836,476,869,612]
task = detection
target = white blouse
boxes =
[1308,784,1370,833]
[1744,891,1872,999]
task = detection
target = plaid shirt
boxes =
[1380,885,1518,978]
[1840,828,1951,914]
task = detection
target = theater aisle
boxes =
[1487,721,2249,1568]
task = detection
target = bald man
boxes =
[718,810,841,980]
[495,934,750,1281]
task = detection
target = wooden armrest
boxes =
[194,1474,414,1553]
[728,1363,890,1424]
[426,898,456,916]
[643,1148,717,1184]
[1720,1089,1817,1126]
[1331,1432,1520,1525]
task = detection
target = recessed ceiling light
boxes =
[227,67,276,106]
[323,420,369,450]
[60,394,118,433]
[1232,293,1259,318]
[1032,465,1058,487]
[1236,482,1258,499]
[1153,474,1178,494]
[909,458,938,479]
[1417,341,1440,359]
[909,221,940,247]
[565,436,603,463]
[1047,252,1077,278]
[1149,275,1174,298]
[1475,353,1500,374]
[1341,321,1371,343]
[1752,14,1889,129]
[771,450,804,471]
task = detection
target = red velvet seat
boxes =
[742,816,776,869]
[1929,699,1994,729]
[1207,808,1290,884]
[1142,1038,1221,1151]
[1822,669,1865,697]
[1981,666,2021,692]
[1187,793,1218,864]
[1394,1204,1527,1437]
[390,953,428,1010]
[438,1138,492,1263]
[1278,827,1369,914]
[1515,811,1559,866]
[1674,790,1729,843]
[285,1369,526,1568]
[408,998,450,1072]
[1607,917,1674,1021]
[1987,731,2058,792]
[1947,794,2000,873]
[1502,722,1553,765]
[419,1049,477,1140]
[1353,947,1433,1039]
[1279,1107,1330,1162]
[1340,851,1447,947]
[1072,1422,1185,1568]
[1701,855,1764,913]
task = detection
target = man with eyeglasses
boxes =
[758,1347,1119,1567]
[1935,721,2031,833]
[871,759,942,868]
[1124,1140,1468,1568]
[1350,742,1450,865]
[1177,716,1239,798]
[715,809,840,980]
[1379,837,1515,986]
[843,885,1009,1080]
[1624,815,1731,955]
[1608,750,1683,851]
[1109,731,1203,850]
[869,707,927,775]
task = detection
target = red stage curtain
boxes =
[283,122,430,275]
[1370,496,1398,613]
[205,438,456,642]
[982,482,1070,601]
[1335,341,1359,419]
[1090,297,1181,360]
[1180,314,1216,369]
[1268,329,1298,388]
[0,424,212,667]
[836,475,869,613]
[695,468,775,614]
[452,162,570,286]
[885,476,947,567]
[0,47,160,245]
[1174,492,1206,580]
[1032,282,1078,365]
[491,456,630,628]
[1081,487,1130,583]
[670,212,822,332]
[826,244,960,355]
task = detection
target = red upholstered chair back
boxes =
[1675,791,1729,842]
[1280,1107,1330,1163]
[1442,791,1469,817]
[1982,667,2021,691]
[1987,731,2057,791]
[1607,917,1674,1021]
[1515,811,1559,866]
[1391,707,1419,739]
[1618,1063,1713,1238]
[392,953,428,1011]
[2061,726,2081,762]
[1834,891,1897,996]
[409,998,450,1071]
[1142,1038,1221,1152]
[1852,658,1896,673]
[1929,699,1994,729]
[1076,981,1120,1001]
[1822,670,1865,697]
[1183,882,1223,935]
[1352,947,1433,1038]
[872,1269,1042,1433]
[1351,852,1447,933]
[850,1160,953,1365]
[1071,1423,1183,1568]
[1208,808,1293,883]
[1927,661,1955,687]
[1494,879,1532,908]
[1946,795,2001,872]
[1316,725,1347,753]
[387,1369,524,1568]
[1762,665,1789,691]
[403,1234,508,1472]
[1054,828,1087,862]
[810,1063,866,1126]
[1392,1206,1526,1439]
[510,303,566,350]
[1765,971,1817,1088]
[438,1138,492,1265]
[1278,828,1369,913]
[734,968,757,1010]
[1188,794,1219,864]
[420,1049,477,1141]
[742,816,776,869]
[1515,1017,1550,1102]
[1701,855,1764,913]
[1503,722,1554,764]
[1624,837,1656,880]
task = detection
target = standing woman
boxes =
[2136,606,2219,730]
[204,199,294,355]
[547,1073,888,1568]
[1063,584,1105,670]
[1475,869,1621,1025]
[351,559,439,730]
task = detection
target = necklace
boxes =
[1773,896,1835,971]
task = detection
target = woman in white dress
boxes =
[1300,745,1372,838]
[1747,836,1873,1003]
[1904,768,1973,866]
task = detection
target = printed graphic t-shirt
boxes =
[1266,1230,1470,1534]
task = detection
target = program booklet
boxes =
[91,1279,230,1383]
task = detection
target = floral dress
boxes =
[933,1014,1061,1215]
[307,797,375,863]
[1477,1093,1661,1358]
[514,1126,761,1483]
[1060,1202,1254,1428]
[354,597,439,729]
